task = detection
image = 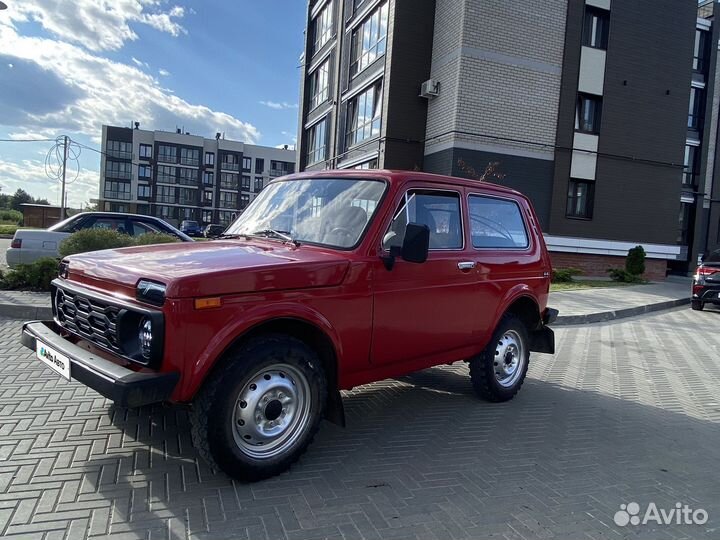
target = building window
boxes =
[694,29,709,73]
[179,188,196,205]
[566,180,595,219]
[178,168,199,186]
[576,94,602,134]
[138,165,152,179]
[242,157,252,171]
[350,2,389,76]
[307,118,327,165]
[254,177,264,192]
[221,172,239,190]
[137,204,150,215]
[353,0,370,13]
[155,205,177,220]
[180,148,200,166]
[203,190,213,204]
[202,210,213,223]
[688,87,705,130]
[105,160,132,180]
[680,202,693,245]
[309,60,330,110]
[205,152,215,166]
[104,180,131,200]
[219,191,238,209]
[137,184,151,198]
[218,210,236,226]
[683,144,699,188]
[221,154,239,171]
[157,165,176,184]
[139,144,152,159]
[158,145,177,163]
[347,81,383,147]
[106,140,132,159]
[353,159,378,169]
[203,171,214,186]
[270,160,295,177]
[312,1,333,54]
[241,175,251,190]
[240,193,250,208]
[582,7,609,50]
[255,158,264,174]
[157,185,177,204]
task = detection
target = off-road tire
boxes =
[190,334,327,482]
[691,299,704,311]
[469,314,530,402]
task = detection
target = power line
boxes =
[0,138,57,142]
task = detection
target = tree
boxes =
[10,189,33,211]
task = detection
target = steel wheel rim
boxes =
[493,329,525,388]
[232,363,311,459]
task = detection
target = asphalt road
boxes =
[0,238,10,267]
[0,308,719,539]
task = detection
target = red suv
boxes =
[21,170,557,481]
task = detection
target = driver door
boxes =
[370,187,478,366]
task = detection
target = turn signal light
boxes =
[10,238,21,249]
[194,297,222,310]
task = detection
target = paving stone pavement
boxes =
[1,307,719,540]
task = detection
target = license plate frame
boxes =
[36,340,71,380]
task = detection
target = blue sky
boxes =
[0,0,307,206]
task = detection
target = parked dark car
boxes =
[692,249,720,310]
[204,224,225,238]
[7,212,193,267]
[180,220,203,237]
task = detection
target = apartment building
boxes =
[99,125,296,227]
[298,0,699,278]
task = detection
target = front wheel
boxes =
[470,314,530,402]
[190,335,327,481]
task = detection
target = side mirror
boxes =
[401,222,430,263]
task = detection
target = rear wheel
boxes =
[190,335,327,481]
[470,314,530,402]
[692,299,704,311]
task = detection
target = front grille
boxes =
[55,287,122,353]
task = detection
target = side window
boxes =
[131,220,161,236]
[383,190,463,250]
[468,195,529,249]
[88,218,130,234]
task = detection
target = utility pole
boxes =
[60,135,68,220]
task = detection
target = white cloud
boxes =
[158,68,171,77]
[131,56,149,69]
[259,101,298,110]
[5,0,186,52]
[0,157,99,208]
[0,23,260,144]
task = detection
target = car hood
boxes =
[64,240,351,298]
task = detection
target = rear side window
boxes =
[469,195,529,249]
[132,220,161,236]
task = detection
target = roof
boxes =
[20,203,62,209]
[280,169,526,198]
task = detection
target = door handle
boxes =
[457,261,476,270]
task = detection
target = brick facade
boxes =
[550,252,668,282]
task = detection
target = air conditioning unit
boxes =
[420,79,440,99]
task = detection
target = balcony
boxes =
[106,149,132,160]
[178,177,199,186]
[180,157,200,167]
[221,161,239,172]
[104,190,131,201]
[156,196,177,204]
[157,176,176,184]
[105,169,132,180]
[201,199,213,207]
[157,153,177,164]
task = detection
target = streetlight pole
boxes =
[60,135,68,220]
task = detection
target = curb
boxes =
[0,304,53,320]
[554,298,691,326]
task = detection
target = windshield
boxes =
[226,178,386,248]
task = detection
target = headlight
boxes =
[139,317,153,359]
[136,279,166,306]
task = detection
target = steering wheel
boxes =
[328,227,353,239]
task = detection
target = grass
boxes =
[550,280,641,292]
[0,224,19,235]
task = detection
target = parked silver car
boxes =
[6,212,193,267]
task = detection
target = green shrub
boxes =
[58,229,134,258]
[626,245,646,276]
[0,257,59,291]
[0,209,22,224]
[608,268,644,283]
[131,232,181,246]
[0,224,19,235]
[552,267,583,283]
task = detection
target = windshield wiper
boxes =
[217,233,251,240]
[251,229,300,247]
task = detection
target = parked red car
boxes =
[21,170,557,481]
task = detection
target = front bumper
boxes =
[21,320,178,407]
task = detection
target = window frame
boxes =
[467,193,531,251]
[582,6,609,50]
[575,93,602,134]
[312,1,334,55]
[688,86,705,130]
[566,179,595,220]
[157,145,177,163]
[346,80,383,149]
[381,187,465,252]
[306,117,328,165]
[139,144,152,159]
[137,184,151,198]
[350,2,389,77]
[309,59,330,110]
